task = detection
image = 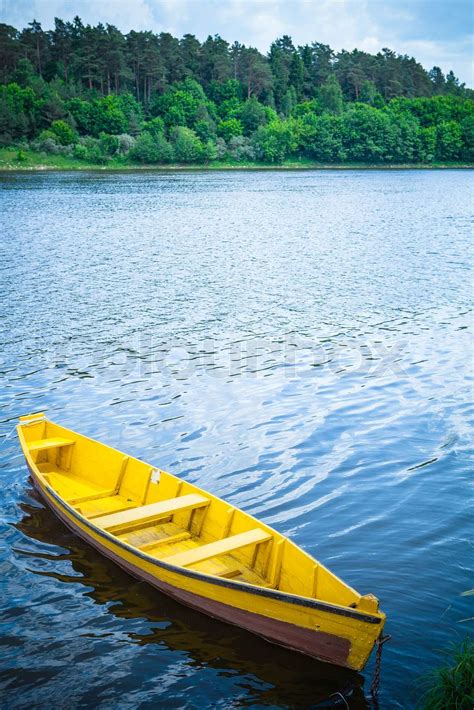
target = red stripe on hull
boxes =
[30,474,351,667]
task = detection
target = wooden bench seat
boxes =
[29,437,75,452]
[164,528,272,568]
[91,494,210,533]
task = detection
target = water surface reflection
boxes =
[10,488,368,708]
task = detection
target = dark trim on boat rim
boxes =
[31,468,381,625]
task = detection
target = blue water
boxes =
[0,170,472,709]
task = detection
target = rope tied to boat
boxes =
[329,691,349,708]
[369,632,391,701]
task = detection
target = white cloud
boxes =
[221,1,287,49]
[395,36,474,85]
[1,0,156,31]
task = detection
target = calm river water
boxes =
[1,170,473,709]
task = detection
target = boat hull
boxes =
[27,462,381,671]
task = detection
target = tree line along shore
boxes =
[1,18,473,168]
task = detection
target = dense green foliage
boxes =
[421,638,474,710]
[0,18,473,165]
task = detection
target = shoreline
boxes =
[0,150,472,173]
[1,162,473,173]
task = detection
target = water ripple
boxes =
[1,170,473,709]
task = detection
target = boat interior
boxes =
[19,415,378,612]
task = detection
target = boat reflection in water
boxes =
[14,486,371,708]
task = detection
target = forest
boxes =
[1,17,473,166]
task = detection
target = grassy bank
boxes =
[1,148,473,172]
[421,638,473,710]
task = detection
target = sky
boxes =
[1,0,473,86]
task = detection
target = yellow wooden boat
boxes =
[17,412,386,671]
